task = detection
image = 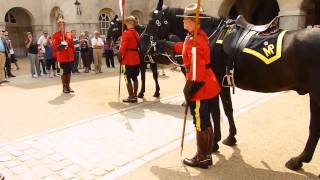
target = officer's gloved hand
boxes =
[157,40,176,50]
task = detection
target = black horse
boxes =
[143,1,320,171]
[107,15,162,98]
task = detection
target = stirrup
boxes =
[222,69,236,94]
[222,69,234,87]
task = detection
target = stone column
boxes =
[279,10,306,30]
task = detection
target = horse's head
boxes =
[107,15,122,43]
[140,9,171,63]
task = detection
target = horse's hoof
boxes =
[138,92,144,98]
[153,92,160,98]
[212,143,219,153]
[285,157,303,171]
[222,136,237,146]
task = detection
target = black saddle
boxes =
[235,15,280,33]
[223,15,280,57]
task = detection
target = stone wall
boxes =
[0,0,316,56]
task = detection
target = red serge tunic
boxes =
[118,28,140,66]
[174,29,221,101]
[51,31,75,63]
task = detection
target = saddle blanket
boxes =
[217,30,287,65]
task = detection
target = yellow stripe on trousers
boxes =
[195,100,201,131]
[57,62,63,74]
[122,65,128,84]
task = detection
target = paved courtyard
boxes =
[0,59,319,179]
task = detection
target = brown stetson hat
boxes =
[176,3,210,19]
[124,15,138,25]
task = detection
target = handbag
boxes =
[183,80,205,101]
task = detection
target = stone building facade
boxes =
[0,0,319,56]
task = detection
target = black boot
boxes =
[207,127,213,165]
[61,75,69,93]
[66,74,74,93]
[123,82,137,103]
[183,129,211,169]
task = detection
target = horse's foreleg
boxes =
[150,63,160,98]
[210,96,221,153]
[220,87,237,146]
[138,64,146,98]
[285,95,320,171]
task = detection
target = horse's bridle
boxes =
[153,17,228,67]
[141,11,170,64]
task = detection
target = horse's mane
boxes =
[163,7,186,40]
[162,7,223,40]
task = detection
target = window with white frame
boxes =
[99,13,110,35]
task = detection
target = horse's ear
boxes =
[156,0,163,10]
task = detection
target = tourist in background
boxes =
[0,30,9,85]
[104,37,115,68]
[25,32,41,78]
[91,31,104,73]
[71,30,80,73]
[43,36,57,78]
[80,32,90,73]
[3,31,16,77]
[38,31,49,75]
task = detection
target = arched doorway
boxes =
[302,0,320,26]
[5,7,34,57]
[131,10,144,25]
[220,0,279,25]
[98,8,115,36]
[50,7,63,33]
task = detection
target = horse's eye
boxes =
[154,10,159,14]
[164,21,168,25]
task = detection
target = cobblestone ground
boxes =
[0,87,273,179]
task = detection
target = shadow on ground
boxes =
[150,146,319,180]
[48,93,75,105]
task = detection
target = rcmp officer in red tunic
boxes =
[161,3,221,169]
[118,16,141,103]
[51,18,75,93]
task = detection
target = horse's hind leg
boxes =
[138,63,146,98]
[150,63,160,98]
[285,94,320,171]
[210,96,221,153]
[220,87,237,146]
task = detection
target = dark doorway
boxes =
[303,0,320,26]
[228,0,279,25]
[5,7,33,57]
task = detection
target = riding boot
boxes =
[66,74,74,93]
[61,74,69,93]
[207,127,214,165]
[123,83,137,103]
[133,80,138,98]
[183,129,211,169]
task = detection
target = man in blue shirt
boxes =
[0,30,9,84]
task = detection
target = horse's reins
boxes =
[156,17,227,67]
